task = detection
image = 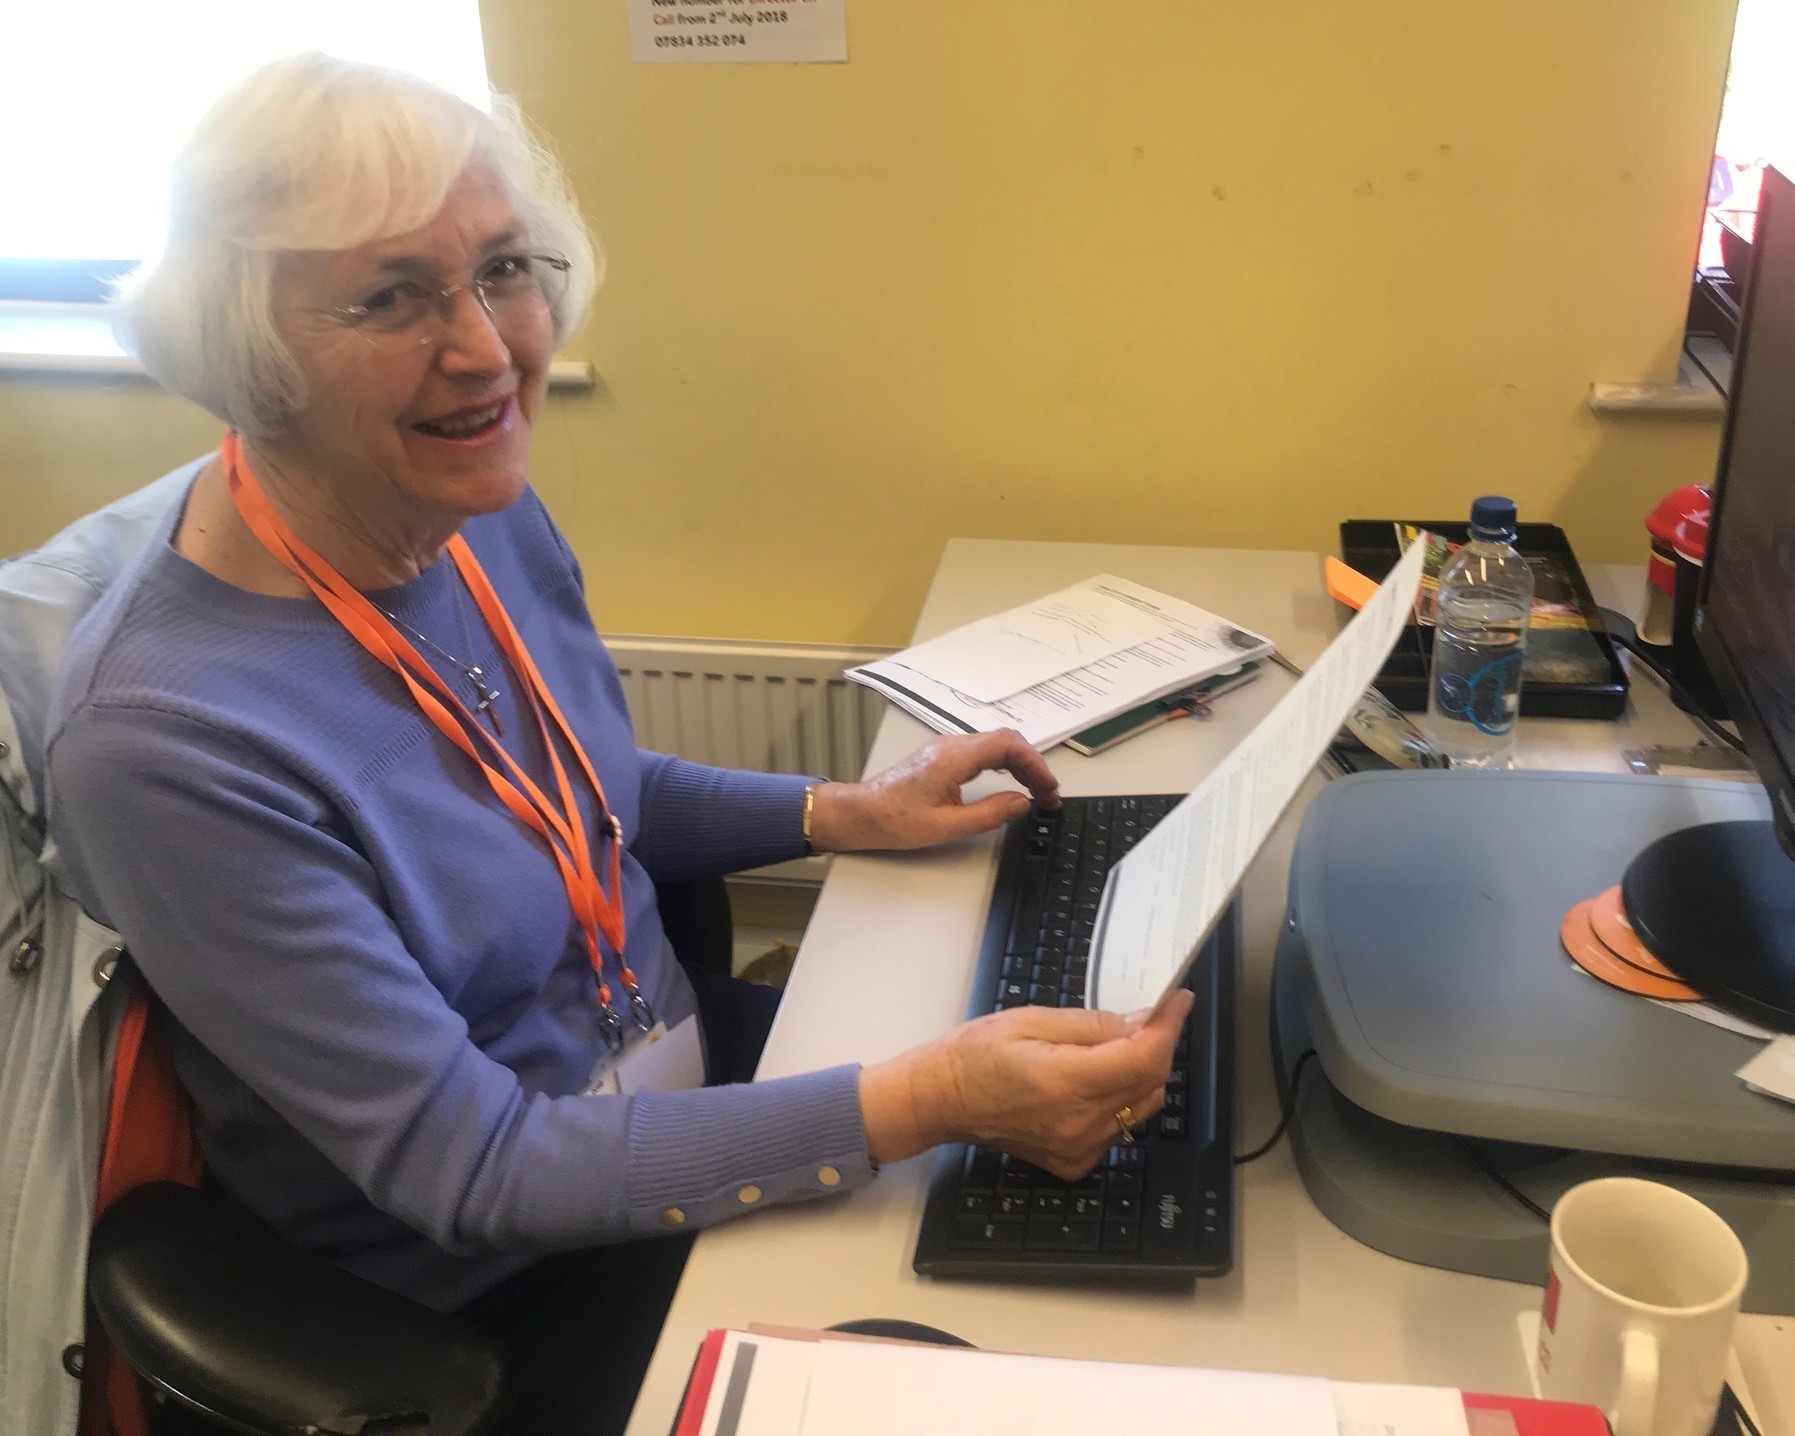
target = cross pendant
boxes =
[468,667,504,736]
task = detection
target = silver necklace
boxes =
[377,590,505,735]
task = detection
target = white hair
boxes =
[115,54,599,436]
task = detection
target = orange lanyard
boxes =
[221,432,649,1043]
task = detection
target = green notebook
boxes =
[1064,664,1264,756]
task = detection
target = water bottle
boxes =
[1425,496,1534,769]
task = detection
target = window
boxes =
[0,2,488,301]
[1682,0,1792,395]
[1698,0,1793,265]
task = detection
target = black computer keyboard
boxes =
[912,794,1236,1282]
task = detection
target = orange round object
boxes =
[1588,887,1684,981]
[1561,899,1702,1001]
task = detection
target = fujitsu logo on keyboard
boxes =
[1158,1193,1182,1230]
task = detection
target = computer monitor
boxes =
[1621,164,1795,1032]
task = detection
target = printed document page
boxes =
[849,578,1274,751]
[892,576,1168,702]
[695,1333,818,1436]
[1088,539,1427,1012]
[1335,1382,1471,1436]
[796,1342,1337,1436]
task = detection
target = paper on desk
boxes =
[1736,1033,1795,1109]
[891,577,1168,702]
[696,1333,818,1436]
[1089,538,1428,1012]
[1335,1381,1471,1436]
[1646,997,1779,1042]
[849,578,1275,751]
[796,1341,1338,1436]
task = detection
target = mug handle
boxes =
[1613,1327,1660,1436]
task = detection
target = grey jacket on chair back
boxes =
[0,463,199,1436]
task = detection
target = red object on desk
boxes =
[1464,1391,1611,1435]
[676,1329,1611,1436]
[672,1330,729,1436]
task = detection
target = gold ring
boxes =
[1115,1105,1136,1145]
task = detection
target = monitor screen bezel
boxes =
[1694,163,1795,854]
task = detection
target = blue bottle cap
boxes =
[1469,495,1518,541]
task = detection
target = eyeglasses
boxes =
[326,252,572,346]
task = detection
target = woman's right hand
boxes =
[858,989,1194,1180]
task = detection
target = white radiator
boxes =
[604,636,893,784]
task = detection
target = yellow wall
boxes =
[2,1,1738,645]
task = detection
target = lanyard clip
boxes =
[597,1004,626,1051]
[628,989,658,1034]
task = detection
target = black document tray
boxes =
[1340,519,1630,719]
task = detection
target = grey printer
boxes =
[1271,769,1795,1314]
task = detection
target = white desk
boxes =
[627,540,1795,1435]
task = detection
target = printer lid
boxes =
[1285,770,1795,1173]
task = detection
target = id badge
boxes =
[585,1013,705,1097]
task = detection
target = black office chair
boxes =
[87,878,738,1436]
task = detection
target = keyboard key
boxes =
[1102,1220,1141,1252]
[1031,1191,1067,1218]
[1068,1195,1105,1223]
[1107,1193,1140,1220]
[1025,1219,1101,1253]
[996,1162,1032,1195]
[1005,878,1047,950]
[995,1193,1032,1220]
[951,1217,1025,1250]
[963,1150,1001,1195]
[1108,1171,1143,1199]
[957,1192,993,1218]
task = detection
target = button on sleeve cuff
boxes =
[623,1064,874,1236]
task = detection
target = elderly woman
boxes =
[46,55,1187,1435]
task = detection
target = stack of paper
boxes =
[675,1328,1605,1436]
[848,576,1275,752]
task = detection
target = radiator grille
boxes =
[604,636,891,783]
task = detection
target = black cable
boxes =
[1600,618,1747,755]
[1235,1048,1317,1165]
[1455,1137,1552,1223]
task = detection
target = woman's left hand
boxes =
[808,729,1060,853]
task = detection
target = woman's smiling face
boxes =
[267,161,556,530]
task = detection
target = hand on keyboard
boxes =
[861,989,1193,1180]
[808,729,1060,853]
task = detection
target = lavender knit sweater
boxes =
[46,471,872,1311]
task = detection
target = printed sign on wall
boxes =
[626,0,847,64]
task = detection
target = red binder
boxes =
[1464,1392,1610,1436]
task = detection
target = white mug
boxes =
[1538,1178,1748,1436]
